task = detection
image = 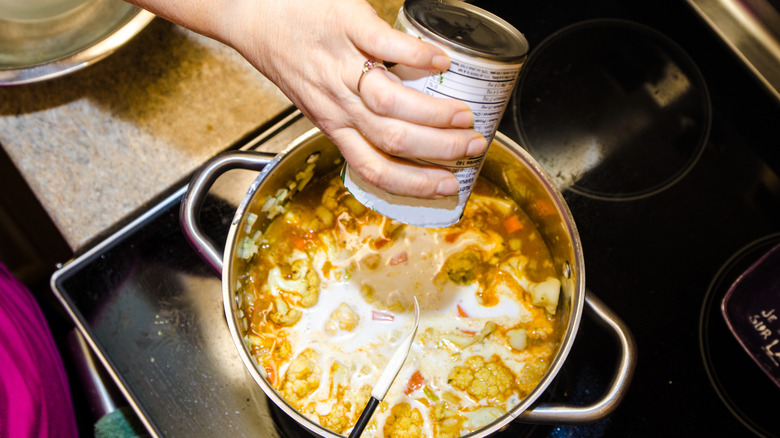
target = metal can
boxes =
[343,0,529,228]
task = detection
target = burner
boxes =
[699,233,780,438]
[512,19,711,201]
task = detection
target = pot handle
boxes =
[517,289,637,424]
[180,151,276,276]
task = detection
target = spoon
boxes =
[348,297,420,438]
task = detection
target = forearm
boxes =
[123,0,252,47]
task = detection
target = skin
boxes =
[125,0,487,198]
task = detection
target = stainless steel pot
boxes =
[181,128,637,437]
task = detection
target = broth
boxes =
[234,169,561,438]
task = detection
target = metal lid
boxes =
[403,0,528,62]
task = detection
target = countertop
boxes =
[0,0,401,253]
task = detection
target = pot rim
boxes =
[220,128,586,437]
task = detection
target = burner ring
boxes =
[512,19,712,201]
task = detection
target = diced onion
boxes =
[507,328,528,350]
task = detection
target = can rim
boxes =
[402,0,529,62]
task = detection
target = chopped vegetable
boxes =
[389,251,409,266]
[530,278,561,315]
[372,309,395,322]
[507,328,528,350]
[442,322,497,350]
[462,406,506,429]
[442,251,480,284]
[448,355,517,402]
[405,370,425,395]
[535,199,556,216]
[423,386,439,401]
[503,215,524,234]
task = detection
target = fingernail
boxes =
[436,178,459,196]
[432,55,450,72]
[467,136,488,156]
[451,110,473,128]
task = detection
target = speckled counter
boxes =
[0,18,289,251]
[0,0,402,252]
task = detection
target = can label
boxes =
[343,1,526,228]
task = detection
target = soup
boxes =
[233,163,561,438]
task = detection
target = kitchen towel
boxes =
[0,262,77,438]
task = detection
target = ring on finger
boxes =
[357,59,388,93]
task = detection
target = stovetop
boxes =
[52,0,780,437]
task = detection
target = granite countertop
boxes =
[0,0,401,253]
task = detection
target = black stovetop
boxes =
[52,0,780,437]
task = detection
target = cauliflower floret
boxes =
[319,402,351,433]
[289,258,320,307]
[273,339,292,360]
[324,303,360,335]
[441,250,481,285]
[267,253,321,308]
[269,297,301,326]
[321,181,341,212]
[280,349,320,404]
[448,355,517,402]
[383,402,424,438]
[430,398,463,438]
[320,365,381,435]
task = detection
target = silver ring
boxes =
[357,59,387,93]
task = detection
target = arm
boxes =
[125,0,486,198]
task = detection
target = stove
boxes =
[51,0,780,436]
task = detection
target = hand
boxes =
[233,0,486,198]
[126,0,486,198]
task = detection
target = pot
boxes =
[180,128,637,436]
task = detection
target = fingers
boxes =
[333,128,460,198]
[360,115,487,162]
[348,12,450,72]
[352,69,487,162]
[358,68,473,129]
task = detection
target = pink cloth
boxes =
[0,263,77,438]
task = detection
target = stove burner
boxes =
[512,19,711,201]
[699,233,780,438]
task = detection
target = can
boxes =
[342,0,529,228]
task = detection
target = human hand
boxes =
[226,0,486,198]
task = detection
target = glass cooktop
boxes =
[52,0,780,436]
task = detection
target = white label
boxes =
[400,57,522,198]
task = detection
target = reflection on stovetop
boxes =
[51,0,780,436]
[491,1,780,436]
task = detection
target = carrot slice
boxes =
[503,215,524,234]
[405,370,425,395]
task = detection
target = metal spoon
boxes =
[348,297,421,438]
